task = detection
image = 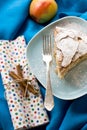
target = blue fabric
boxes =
[0,0,87,130]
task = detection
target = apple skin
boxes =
[29,0,58,24]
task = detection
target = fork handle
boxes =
[44,63,54,111]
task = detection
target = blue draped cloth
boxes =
[0,0,87,130]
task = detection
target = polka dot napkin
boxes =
[0,36,49,130]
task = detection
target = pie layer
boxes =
[54,27,87,78]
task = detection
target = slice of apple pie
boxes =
[54,27,87,78]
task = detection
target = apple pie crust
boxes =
[54,27,87,78]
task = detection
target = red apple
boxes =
[29,0,58,24]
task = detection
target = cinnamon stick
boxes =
[16,64,23,78]
[27,83,39,95]
[9,65,39,97]
[9,71,27,87]
[16,67,39,95]
[9,71,25,93]
[16,64,27,96]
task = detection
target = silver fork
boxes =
[42,35,54,111]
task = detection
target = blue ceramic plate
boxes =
[26,16,87,100]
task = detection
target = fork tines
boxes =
[43,35,52,55]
